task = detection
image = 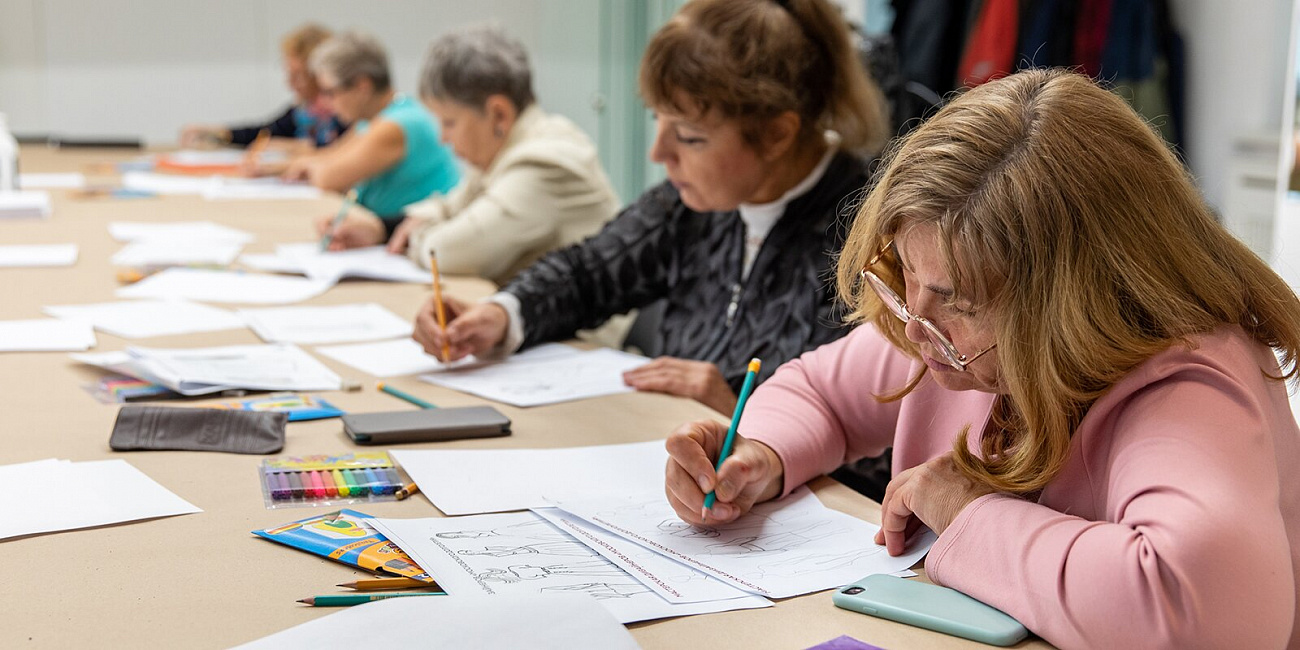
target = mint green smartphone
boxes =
[832,574,1029,646]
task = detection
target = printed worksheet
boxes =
[239,303,412,345]
[369,511,770,624]
[532,507,759,605]
[554,487,936,599]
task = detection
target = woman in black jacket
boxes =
[415,0,889,416]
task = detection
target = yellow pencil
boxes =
[337,577,438,591]
[395,482,420,500]
[430,255,450,361]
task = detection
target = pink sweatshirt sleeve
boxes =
[741,325,918,496]
[926,358,1296,649]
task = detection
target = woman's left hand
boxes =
[875,452,996,556]
[623,357,737,415]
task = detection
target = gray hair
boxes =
[309,31,391,92]
[419,26,535,111]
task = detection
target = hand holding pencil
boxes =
[412,295,508,363]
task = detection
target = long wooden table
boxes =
[1,146,1050,649]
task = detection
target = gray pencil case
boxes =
[109,405,287,454]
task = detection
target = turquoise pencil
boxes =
[376,382,438,409]
[703,358,761,514]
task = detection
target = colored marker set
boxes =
[259,452,410,509]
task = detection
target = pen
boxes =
[297,592,446,607]
[376,382,437,409]
[703,358,762,515]
[430,253,450,361]
[338,577,436,591]
[319,189,358,251]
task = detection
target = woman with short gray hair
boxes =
[285,31,460,219]
[319,26,619,286]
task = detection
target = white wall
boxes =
[0,0,604,146]
[1174,0,1294,212]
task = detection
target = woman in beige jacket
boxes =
[318,26,619,285]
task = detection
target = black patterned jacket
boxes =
[502,152,870,391]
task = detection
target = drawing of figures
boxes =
[539,582,652,599]
[435,518,571,542]
[457,541,596,558]
[701,520,845,556]
[656,519,720,538]
[476,560,627,584]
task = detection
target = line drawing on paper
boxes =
[476,559,628,584]
[457,541,596,558]
[539,582,653,599]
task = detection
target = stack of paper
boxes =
[111,241,246,267]
[0,191,52,219]
[117,268,333,305]
[0,318,95,351]
[241,243,429,283]
[0,244,78,268]
[239,303,412,345]
[44,300,246,339]
[71,343,340,395]
[0,458,201,541]
[201,178,321,201]
[419,343,650,407]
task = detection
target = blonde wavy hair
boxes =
[836,68,1300,494]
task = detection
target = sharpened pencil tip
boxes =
[297,598,312,605]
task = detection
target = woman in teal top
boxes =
[284,31,459,222]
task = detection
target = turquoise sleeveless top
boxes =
[352,94,460,217]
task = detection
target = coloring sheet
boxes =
[239,303,412,345]
[369,511,770,624]
[554,487,936,599]
[532,507,760,605]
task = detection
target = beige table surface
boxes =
[1,146,1051,649]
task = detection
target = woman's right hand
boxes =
[315,209,386,251]
[412,297,509,362]
[664,420,785,526]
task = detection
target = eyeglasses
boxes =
[861,242,995,372]
[318,81,353,98]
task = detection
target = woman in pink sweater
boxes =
[663,69,1300,648]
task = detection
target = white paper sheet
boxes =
[117,268,333,305]
[232,592,641,650]
[420,346,650,407]
[553,488,936,599]
[390,440,668,516]
[314,337,461,377]
[0,244,78,267]
[121,343,341,394]
[108,220,255,244]
[0,191,52,218]
[200,178,322,201]
[240,243,430,283]
[533,507,759,604]
[44,300,246,339]
[18,173,86,189]
[0,458,201,541]
[110,241,244,267]
[0,318,95,351]
[370,512,770,624]
[239,303,412,345]
[120,171,220,196]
